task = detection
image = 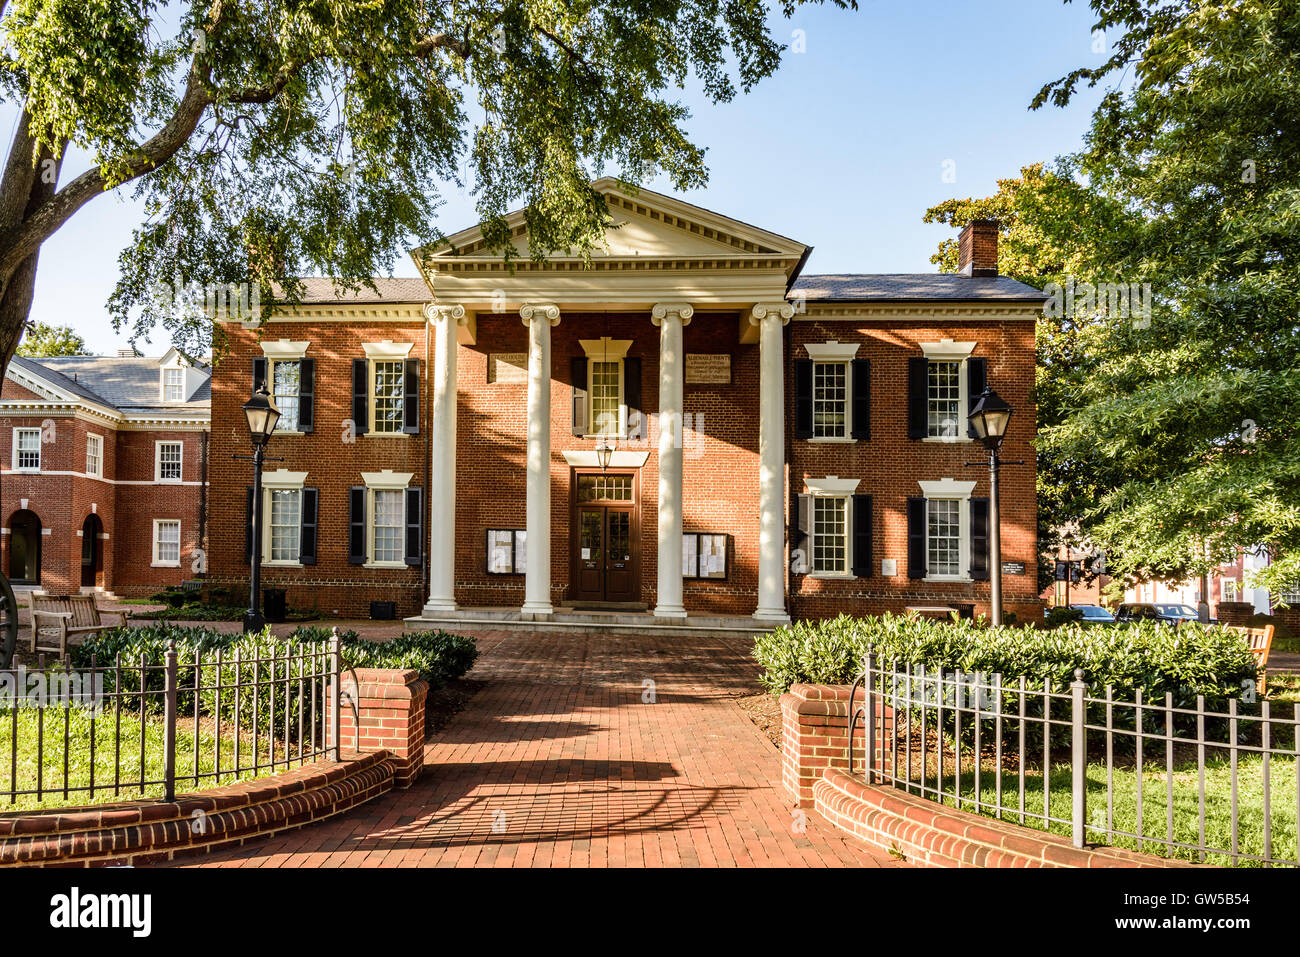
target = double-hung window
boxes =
[812,496,849,574]
[576,338,634,438]
[926,499,962,577]
[13,428,41,471]
[162,367,185,402]
[86,434,102,477]
[156,441,183,482]
[269,489,302,562]
[802,341,862,441]
[371,359,405,434]
[910,340,979,442]
[352,471,421,568]
[271,360,301,432]
[589,360,622,437]
[153,520,181,567]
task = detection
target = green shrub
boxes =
[753,613,1256,705]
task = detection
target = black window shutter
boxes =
[907,497,927,579]
[851,358,870,440]
[402,358,420,434]
[967,356,987,438]
[851,493,873,578]
[794,359,813,439]
[404,487,423,567]
[300,487,318,565]
[908,357,928,439]
[792,493,811,574]
[623,356,642,438]
[252,357,267,392]
[351,359,369,435]
[244,487,254,563]
[297,357,315,433]
[348,486,366,564]
[570,356,588,436]
[970,496,990,581]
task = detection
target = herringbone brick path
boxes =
[179,630,895,868]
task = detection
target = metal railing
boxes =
[849,655,1300,867]
[0,634,341,808]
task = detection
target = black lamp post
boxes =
[240,384,280,632]
[968,387,1015,626]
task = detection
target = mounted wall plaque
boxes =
[488,353,528,384]
[685,354,731,384]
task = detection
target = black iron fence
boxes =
[850,656,1300,867]
[0,635,342,808]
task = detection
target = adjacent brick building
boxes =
[0,350,210,596]
[208,185,1044,624]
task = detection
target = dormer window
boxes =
[162,367,185,402]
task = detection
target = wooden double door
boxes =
[570,472,639,605]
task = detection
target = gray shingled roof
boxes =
[791,273,1045,302]
[9,355,210,413]
[289,277,431,303]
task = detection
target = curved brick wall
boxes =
[815,769,1195,868]
[0,750,395,867]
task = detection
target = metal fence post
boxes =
[1070,668,1087,848]
[863,655,876,784]
[163,639,177,802]
[330,627,342,762]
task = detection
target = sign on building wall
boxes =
[685,354,731,385]
[488,353,528,384]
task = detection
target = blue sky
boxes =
[12,0,1106,354]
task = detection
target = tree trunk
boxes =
[0,113,63,375]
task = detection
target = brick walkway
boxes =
[180,630,895,868]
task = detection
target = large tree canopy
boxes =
[1030,0,1300,595]
[15,319,87,356]
[0,0,852,365]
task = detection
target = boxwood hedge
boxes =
[753,613,1257,706]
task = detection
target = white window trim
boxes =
[919,478,977,582]
[362,339,414,359]
[261,469,309,566]
[12,427,41,472]
[804,476,861,579]
[921,340,976,444]
[160,365,187,403]
[85,433,103,478]
[151,519,181,568]
[154,440,184,483]
[579,338,633,439]
[362,471,413,568]
[260,339,310,360]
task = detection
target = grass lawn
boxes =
[0,706,311,811]
[900,748,1298,867]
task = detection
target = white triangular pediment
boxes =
[418,178,807,265]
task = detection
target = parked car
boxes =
[1070,604,1116,625]
[1115,603,1210,627]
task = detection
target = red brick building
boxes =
[0,350,210,596]
[209,184,1042,625]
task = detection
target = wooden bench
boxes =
[29,594,129,658]
[1226,623,1275,695]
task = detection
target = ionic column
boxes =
[752,301,795,622]
[520,302,561,617]
[652,302,693,619]
[423,302,466,615]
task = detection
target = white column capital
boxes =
[749,302,794,326]
[424,302,468,324]
[651,302,694,327]
[520,302,561,326]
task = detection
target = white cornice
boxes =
[804,475,861,496]
[798,302,1041,321]
[361,469,414,489]
[804,340,861,361]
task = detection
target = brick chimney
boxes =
[957,219,999,277]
